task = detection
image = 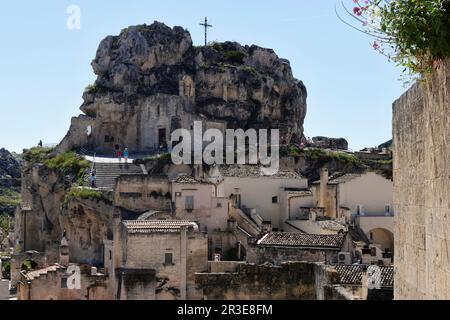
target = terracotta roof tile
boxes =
[123,220,198,233]
[220,165,303,179]
[334,264,394,287]
[173,174,211,184]
[257,232,346,249]
[21,264,65,281]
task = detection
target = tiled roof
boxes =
[137,210,169,220]
[334,264,394,287]
[220,165,303,179]
[257,232,346,249]
[312,172,362,185]
[173,174,211,184]
[285,189,312,197]
[21,264,65,281]
[123,220,198,233]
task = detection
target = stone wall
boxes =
[17,265,113,300]
[195,261,346,300]
[114,175,171,212]
[14,164,116,267]
[247,245,339,265]
[117,225,208,300]
[393,58,450,299]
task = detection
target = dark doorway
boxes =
[158,128,167,148]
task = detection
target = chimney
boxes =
[59,233,69,267]
[319,167,329,209]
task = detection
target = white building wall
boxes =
[338,172,393,215]
[222,177,308,229]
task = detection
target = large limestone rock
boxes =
[58,21,307,154]
[0,148,21,215]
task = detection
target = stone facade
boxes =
[114,175,171,212]
[393,58,450,299]
[17,263,113,300]
[195,261,351,300]
[116,220,208,300]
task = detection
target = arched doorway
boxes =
[368,228,394,253]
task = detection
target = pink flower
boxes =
[353,7,362,16]
[373,41,380,50]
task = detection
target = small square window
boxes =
[185,196,194,211]
[61,277,68,289]
[164,253,173,265]
[272,196,278,203]
[216,202,222,208]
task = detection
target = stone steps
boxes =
[90,162,145,189]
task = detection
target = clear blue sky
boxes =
[0,0,406,153]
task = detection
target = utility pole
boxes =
[199,17,213,46]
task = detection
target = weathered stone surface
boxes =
[0,148,21,188]
[14,163,116,265]
[393,58,450,299]
[195,261,344,300]
[0,148,21,215]
[310,136,348,150]
[58,21,307,154]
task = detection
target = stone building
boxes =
[17,263,112,300]
[211,165,309,230]
[247,231,352,265]
[195,261,354,300]
[393,59,450,299]
[171,174,255,261]
[311,169,394,253]
[115,220,208,300]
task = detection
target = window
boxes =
[385,204,391,215]
[61,277,68,289]
[185,196,194,211]
[216,202,222,208]
[272,196,278,203]
[356,204,363,215]
[164,253,173,265]
[370,247,377,256]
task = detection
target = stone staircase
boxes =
[91,162,145,189]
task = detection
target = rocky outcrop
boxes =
[15,161,116,265]
[58,21,307,154]
[0,148,21,215]
[0,148,21,189]
[310,136,348,150]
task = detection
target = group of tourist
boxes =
[114,144,129,162]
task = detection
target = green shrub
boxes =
[375,158,393,165]
[290,145,301,157]
[64,186,103,205]
[1,260,10,279]
[241,65,258,76]
[0,188,20,208]
[212,42,223,51]
[224,51,245,65]
[23,146,54,163]
[85,83,99,94]
[326,151,360,165]
[348,0,450,77]
[0,214,15,234]
[44,152,90,180]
